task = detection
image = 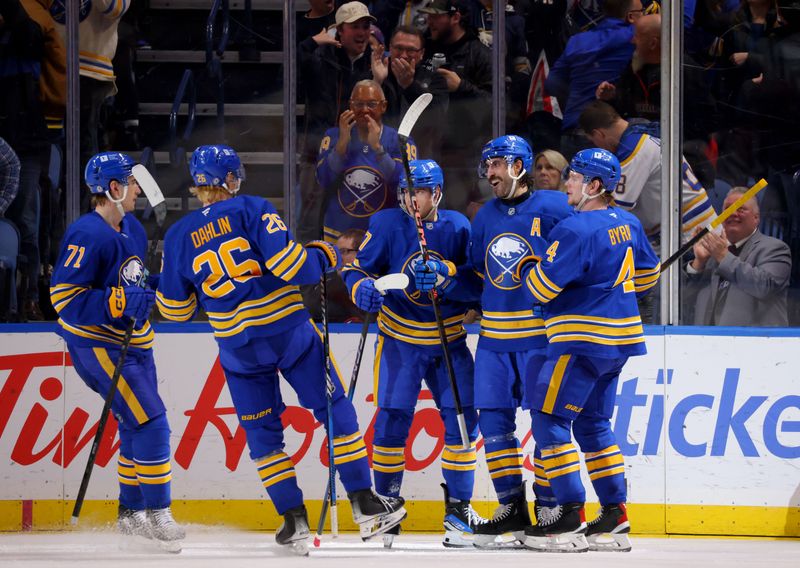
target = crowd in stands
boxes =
[1,0,798,326]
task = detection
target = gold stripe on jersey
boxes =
[526,263,562,303]
[372,445,405,473]
[156,290,198,321]
[619,135,648,167]
[118,456,138,486]
[333,432,368,465]
[256,451,297,488]
[442,443,477,472]
[265,241,308,281]
[59,319,155,349]
[542,355,570,414]
[205,286,305,338]
[585,445,626,481]
[633,265,661,293]
[544,314,645,347]
[94,347,149,424]
[373,335,385,405]
[479,309,545,340]
[342,261,378,280]
[683,208,715,233]
[49,284,89,313]
[377,305,465,345]
[542,443,581,478]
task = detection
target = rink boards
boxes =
[0,323,798,537]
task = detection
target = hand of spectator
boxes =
[690,226,711,271]
[701,227,730,263]
[596,81,616,100]
[437,67,462,92]
[371,44,388,85]
[730,52,749,66]
[336,110,356,154]
[313,27,341,48]
[366,116,382,151]
[752,73,763,84]
[391,57,416,89]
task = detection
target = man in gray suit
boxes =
[686,187,792,326]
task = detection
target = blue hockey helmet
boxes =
[189,145,246,192]
[84,152,137,195]
[479,135,533,178]
[399,159,444,192]
[564,148,621,191]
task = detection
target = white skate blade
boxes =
[442,529,474,548]
[118,533,181,554]
[383,533,395,548]
[524,531,589,553]
[473,531,526,549]
[375,273,409,294]
[588,529,632,552]
[359,508,407,541]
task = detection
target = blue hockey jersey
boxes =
[50,212,154,350]
[316,125,416,242]
[524,206,661,358]
[470,190,574,352]
[156,195,330,348]
[342,208,477,349]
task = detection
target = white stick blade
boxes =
[132,164,165,208]
[375,273,409,293]
[397,93,433,137]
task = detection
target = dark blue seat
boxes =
[0,217,20,320]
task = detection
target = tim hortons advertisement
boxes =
[0,327,798,535]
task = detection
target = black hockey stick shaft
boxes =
[71,319,136,524]
[320,272,339,539]
[398,133,470,449]
[313,314,371,546]
[661,178,767,272]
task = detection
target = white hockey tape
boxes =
[132,164,165,208]
[374,273,409,294]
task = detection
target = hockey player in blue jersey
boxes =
[155,145,406,555]
[316,80,416,243]
[50,152,185,549]
[467,135,574,547]
[519,148,660,553]
[341,159,483,548]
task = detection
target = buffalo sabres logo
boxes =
[119,257,145,286]
[338,166,387,218]
[486,233,532,290]
[401,250,446,307]
[50,0,92,24]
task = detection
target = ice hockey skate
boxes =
[534,501,561,526]
[117,506,152,539]
[147,507,185,553]
[276,505,310,556]
[382,523,401,548]
[472,492,530,548]
[441,483,486,548]
[585,503,632,552]
[523,502,589,552]
[348,489,406,541]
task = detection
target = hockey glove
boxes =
[413,259,456,293]
[306,240,342,272]
[106,286,156,322]
[353,278,384,312]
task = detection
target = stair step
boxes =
[137,49,284,64]
[132,150,293,165]
[150,0,309,11]
[139,102,304,116]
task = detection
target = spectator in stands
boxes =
[545,0,641,158]
[303,228,368,323]
[420,0,492,213]
[687,187,791,326]
[297,0,336,46]
[0,0,51,321]
[51,0,128,209]
[595,13,719,188]
[297,1,377,243]
[533,149,568,191]
[315,80,416,242]
[0,137,20,217]
[373,0,432,43]
[373,24,448,158]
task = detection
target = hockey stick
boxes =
[660,178,767,272]
[396,94,470,449]
[320,271,339,538]
[71,165,167,525]
[312,273,409,547]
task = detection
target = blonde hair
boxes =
[534,149,569,192]
[90,193,109,209]
[190,185,233,205]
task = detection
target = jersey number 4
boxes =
[613,247,635,293]
[192,237,262,298]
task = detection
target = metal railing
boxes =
[169,69,198,167]
[206,0,231,138]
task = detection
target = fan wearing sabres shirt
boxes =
[49,152,184,546]
[519,149,659,553]
[466,135,573,547]
[156,145,406,554]
[342,159,483,548]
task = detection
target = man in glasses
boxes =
[316,79,417,243]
